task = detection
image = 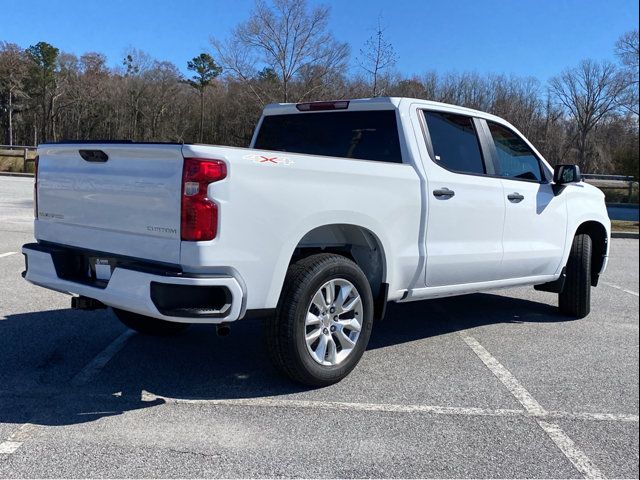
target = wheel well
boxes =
[575,221,608,286]
[290,224,387,317]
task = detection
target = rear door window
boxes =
[422,111,486,175]
[254,110,402,163]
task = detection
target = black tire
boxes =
[112,308,191,336]
[266,253,374,387]
[558,234,592,318]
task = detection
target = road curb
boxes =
[0,172,33,178]
[612,232,639,239]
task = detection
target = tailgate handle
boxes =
[79,149,109,162]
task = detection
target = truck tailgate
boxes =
[35,144,184,264]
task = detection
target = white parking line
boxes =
[460,333,605,480]
[0,423,39,457]
[141,392,526,417]
[0,252,17,258]
[548,410,638,423]
[139,392,638,423]
[0,331,136,459]
[0,441,21,455]
[538,420,607,480]
[71,330,136,386]
[602,281,639,297]
[459,334,546,416]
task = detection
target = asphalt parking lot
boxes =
[0,175,638,478]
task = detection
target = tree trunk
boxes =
[132,97,139,140]
[282,76,288,103]
[199,89,204,143]
[8,91,13,146]
[41,97,47,143]
[578,129,588,172]
[50,94,59,142]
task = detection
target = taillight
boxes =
[34,155,39,219]
[181,158,227,241]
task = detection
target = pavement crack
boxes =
[164,447,222,459]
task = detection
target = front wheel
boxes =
[266,254,374,387]
[558,234,592,318]
[112,308,191,336]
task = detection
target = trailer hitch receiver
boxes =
[71,296,107,310]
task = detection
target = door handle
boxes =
[507,192,525,202]
[433,188,455,199]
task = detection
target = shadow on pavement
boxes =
[0,292,575,428]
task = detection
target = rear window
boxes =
[422,111,486,175]
[254,110,402,163]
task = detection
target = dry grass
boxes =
[611,220,639,233]
[0,153,37,173]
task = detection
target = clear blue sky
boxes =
[3,0,638,82]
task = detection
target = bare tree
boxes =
[358,18,397,97]
[146,61,184,139]
[76,53,110,138]
[388,76,426,98]
[212,0,349,103]
[549,60,627,171]
[122,49,154,139]
[614,30,639,116]
[0,42,28,145]
[615,30,639,69]
[2,20,639,179]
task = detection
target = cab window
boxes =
[422,111,486,175]
[487,122,543,182]
[254,110,402,163]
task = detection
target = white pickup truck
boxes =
[23,97,610,386]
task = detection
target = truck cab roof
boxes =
[262,97,507,125]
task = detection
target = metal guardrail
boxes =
[582,174,635,181]
[582,173,638,203]
[0,145,37,173]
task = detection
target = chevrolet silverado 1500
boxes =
[22,97,611,386]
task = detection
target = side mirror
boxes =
[553,164,581,195]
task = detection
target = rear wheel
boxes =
[112,308,191,336]
[266,254,374,387]
[559,234,592,318]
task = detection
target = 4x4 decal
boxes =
[244,153,295,166]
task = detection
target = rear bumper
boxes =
[22,243,244,324]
